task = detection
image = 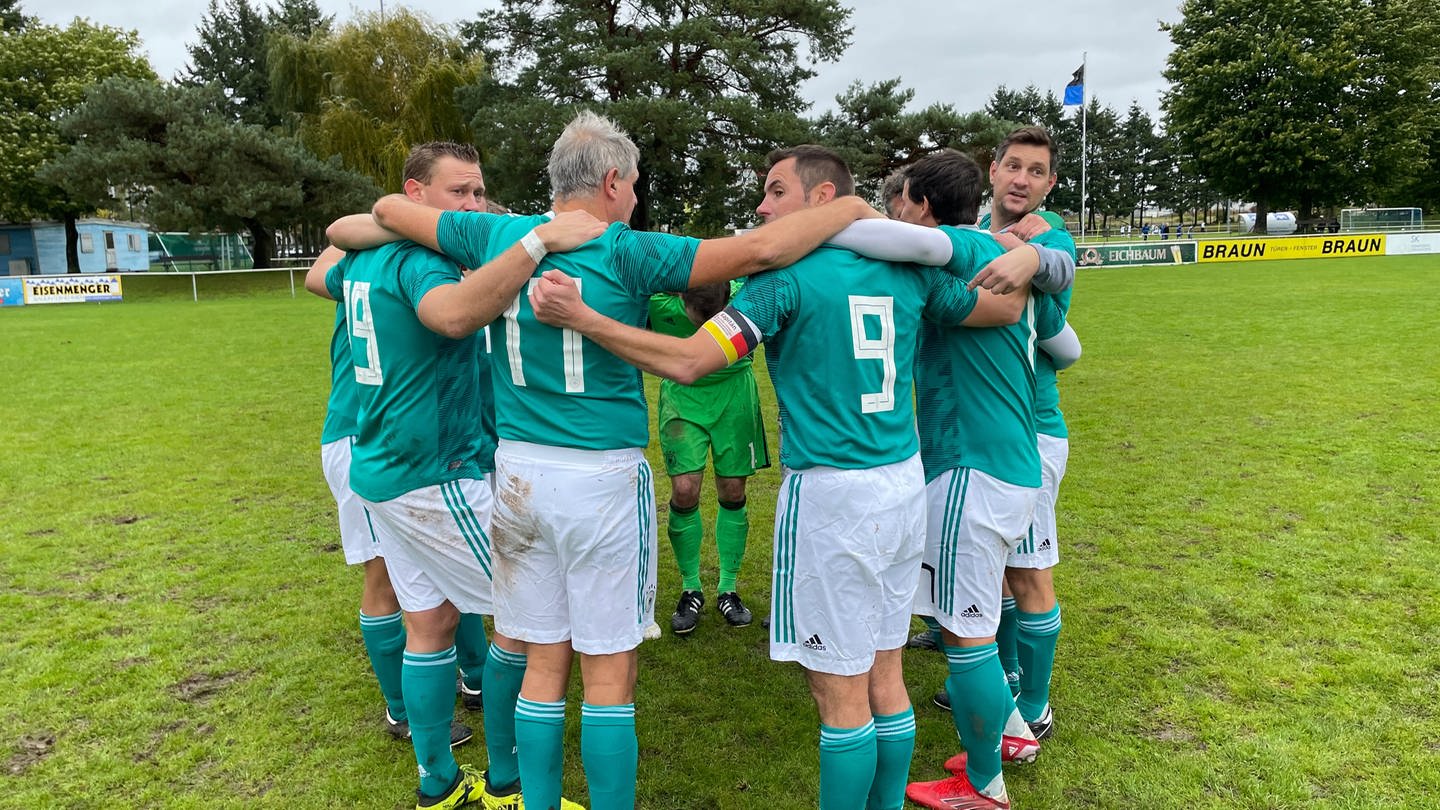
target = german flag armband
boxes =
[701,306,760,366]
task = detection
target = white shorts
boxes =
[1009,434,1069,570]
[360,478,495,615]
[769,455,926,676]
[321,438,383,565]
[489,440,657,656]
[915,468,1038,638]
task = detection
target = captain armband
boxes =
[700,306,760,366]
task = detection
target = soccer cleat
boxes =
[906,771,1009,810]
[716,591,753,627]
[458,675,483,712]
[908,629,941,651]
[670,590,704,635]
[417,763,484,809]
[479,772,586,810]
[933,688,951,712]
[384,709,475,749]
[1027,703,1055,741]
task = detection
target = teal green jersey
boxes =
[320,303,359,444]
[915,226,1040,486]
[648,285,750,386]
[1027,227,1076,439]
[324,242,485,502]
[729,246,977,471]
[476,326,498,471]
[436,212,699,450]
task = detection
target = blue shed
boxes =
[0,218,151,275]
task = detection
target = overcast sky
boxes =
[32,0,1183,119]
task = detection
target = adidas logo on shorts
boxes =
[1038,538,1052,551]
[960,604,984,619]
[802,634,827,651]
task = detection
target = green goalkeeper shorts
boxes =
[657,369,770,479]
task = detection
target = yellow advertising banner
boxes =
[1196,234,1387,263]
[22,274,124,304]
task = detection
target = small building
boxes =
[0,218,151,276]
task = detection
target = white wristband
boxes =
[520,229,548,265]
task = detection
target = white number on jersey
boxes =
[849,295,896,414]
[345,279,383,386]
[504,277,586,393]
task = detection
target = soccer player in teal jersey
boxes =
[893,149,1073,810]
[330,113,880,810]
[308,202,604,810]
[528,144,1043,810]
[980,127,1082,745]
[648,280,768,634]
[315,142,498,753]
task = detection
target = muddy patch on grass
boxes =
[25,528,56,537]
[172,670,250,703]
[110,514,146,525]
[7,733,55,775]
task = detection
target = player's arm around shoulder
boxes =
[305,245,347,299]
[417,211,606,339]
[688,195,879,286]
[530,269,731,385]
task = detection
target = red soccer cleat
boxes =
[905,771,1010,810]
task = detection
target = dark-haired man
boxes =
[528,144,1038,810]
[894,148,1074,810]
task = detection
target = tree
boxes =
[810,79,1010,204]
[1116,102,1163,229]
[269,8,484,193]
[459,0,852,233]
[179,0,330,127]
[0,19,155,271]
[1,0,33,32]
[1163,0,1384,232]
[1361,0,1440,210]
[42,78,380,268]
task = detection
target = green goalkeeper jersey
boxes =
[324,242,485,502]
[728,246,977,471]
[436,211,699,451]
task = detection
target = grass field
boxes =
[2,256,1438,809]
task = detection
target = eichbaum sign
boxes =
[1077,242,1195,268]
[23,275,124,304]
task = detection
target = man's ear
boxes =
[812,181,838,205]
[604,167,622,199]
[403,178,425,202]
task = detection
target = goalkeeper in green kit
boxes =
[648,280,769,634]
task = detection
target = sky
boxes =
[31,0,1184,120]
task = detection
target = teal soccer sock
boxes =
[481,645,527,789]
[1016,603,1062,721]
[944,643,1010,799]
[454,613,489,691]
[996,597,1020,694]
[581,703,638,810]
[819,720,877,810]
[402,647,460,798]
[514,698,565,810]
[359,610,407,720]
[867,709,915,810]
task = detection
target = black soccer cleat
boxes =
[457,675,483,712]
[671,590,704,635]
[385,709,474,749]
[716,591,753,627]
[907,629,941,651]
[932,688,951,712]
[1027,704,1055,741]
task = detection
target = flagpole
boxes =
[1080,50,1088,242]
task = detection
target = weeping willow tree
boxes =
[268,8,485,193]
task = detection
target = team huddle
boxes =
[306,111,1081,810]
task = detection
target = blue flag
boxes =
[1063,65,1084,106]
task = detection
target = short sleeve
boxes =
[920,267,979,326]
[436,211,502,269]
[613,227,701,296]
[397,247,463,312]
[730,268,797,341]
[324,254,349,300]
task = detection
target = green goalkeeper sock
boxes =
[667,501,703,592]
[716,498,748,594]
